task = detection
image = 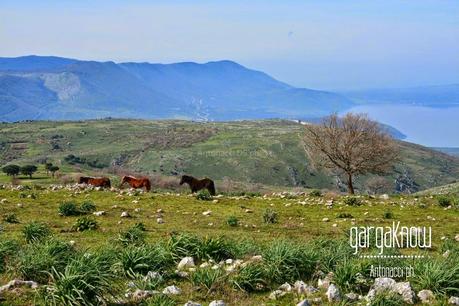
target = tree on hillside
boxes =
[45,163,53,176]
[303,113,398,194]
[20,165,38,179]
[2,164,20,177]
[49,165,59,178]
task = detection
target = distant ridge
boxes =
[0,55,353,121]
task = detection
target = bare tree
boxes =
[303,113,398,194]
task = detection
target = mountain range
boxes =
[0,55,353,122]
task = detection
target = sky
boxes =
[1,0,458,90]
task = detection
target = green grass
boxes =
[0,186,458,305]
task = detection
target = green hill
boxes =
[0,119,458,193]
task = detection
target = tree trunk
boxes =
[347,172,355,194]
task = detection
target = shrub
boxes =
[18,239,76,283]
[333,259,367,293]
[190,267,226,293]
[343,196,362,206]
[337,212,353,218]
[80,201,96,213]
[383,211,394,219]
[263,208,278,224]
[118,225,146,246]
[231,262,267,292]
[226,216,239,227]
[3,213,19,223]
[369,291,406,306]
[309,189,322,197]
[410,258,459,295]
[72,217,98,231]
[22,221,52,243]
[59,202,80,216]
[143,294,177,306]
[262,240,317,284]
[41,252,116,305]
[196,189,212,201]
[0,239,20,273]
[437,195,457,207]
[117,244,174,276]
[309,238,354,273]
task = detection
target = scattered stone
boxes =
[200,262,210,268]
[296,299,311,306]
[128,289,158,301]
[144,271,161,282]
[69,240,76,246]
[417,289,434,304]
[134,208,141,212]
[455,234,459,242]
[175,270,188,278]
[212,199,218,203]
[202,210,212,216]
[0,199,8,204]
[318,272,334,289]
[244,209,253,213]
[326,284,341,302]
[120,211,130,218]
[332,223,338,227]
[162,285,181,295]
[345,292,359,301]
[269,289,286,300]
[449,296,459,305]
[278,282,292,292]
[17,203,23,208]
[209,300,226,306]
[366,278,415,304]
[380,194,390,200]
[93,211,106,216]
[322,218,329,222]
[293,280,318,295]
[184,301,201,306]
[0,279,38,293]
[177,257,195,270]
[156,217,164,224]
[443,250,451,258]
[157,209,164,213]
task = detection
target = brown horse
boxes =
[78,176,111,188]
[180,175,216,195]
[120,175,151,192]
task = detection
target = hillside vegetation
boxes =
[1,119,458,193]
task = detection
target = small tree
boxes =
[2,164,20,177]
[49,165,59,177]
[45,163,53,176]
[20,165,38,179]
[303,113,398,194]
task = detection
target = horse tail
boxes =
[208,180,216,196]
[145,179,151,192]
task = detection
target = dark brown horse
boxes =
[78,176,111,188]
[120,175,151,192]
[180,175,216,195]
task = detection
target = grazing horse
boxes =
[120,175,151,192]
[180,175,216,195]
[78,176,111,188]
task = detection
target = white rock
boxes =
[380,194,390,200]
[417,289,434,304]
[93,211,106,216]
[202,210,212,216]
[175,270,188,278]
[162,285,181,295]
[449,296,459,305]
[157,217,164,224]
[177,257,195,270]
[184,301,201,306]
[392,282,415,304]
[250,255,263,262]
[134,208,141,212]
[367,278,414,304]
[296,299,311,306]
[120,211,130,218]
[326,284,341,302]
[455,234,459,242]
[200,262,210,268]
[0,279,38,292]
[443,250,451,258]
[345,292,359,301]
[269,289,286,300]
[209,300,226,306]
[129,289,158,301]
[0,199,8,204]
[322,217,329,222]
[278,282,292,292]
[225,259,233,265]
[69,240,76,246]
[144,271,161,281]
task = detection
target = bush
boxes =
[410,258,459,295]
[80,201,96,213]
[383,211,394,219]
[3,213,19,223]
[333,259,367,293]
[41,252,116,305]
[337,212,353,219]
[72,217,98,231]
[118,225,146,246]
[262,240,317,284]
[343,196,362,206]
[59,202,80,216]
[226,216,239,227]
[263,208,278,224]
[117,244,174,276]
[22,221,52,243]
[309,189,322,197]
[231,262,267,292]
[0,239,20,273]
[437,195,457,207]
[190,267,226,293]
[18,239,76,283]
[196,189,212,201]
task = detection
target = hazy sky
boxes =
[1,0,458,90]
